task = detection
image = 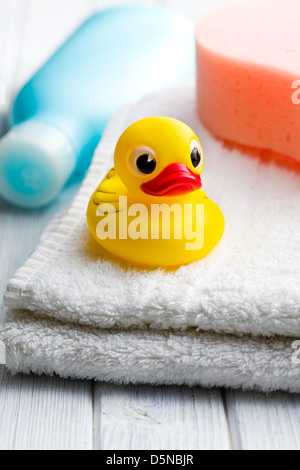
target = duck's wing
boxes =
[93,167,127,213]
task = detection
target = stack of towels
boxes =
[1,86,300,392]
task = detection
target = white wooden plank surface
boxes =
[94,383,231,450]
[226,390,300,450]
[1,0,300,451]
[0,368,93,450]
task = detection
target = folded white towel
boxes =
[1,86,300,392]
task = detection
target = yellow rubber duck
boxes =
[87,117,224,267]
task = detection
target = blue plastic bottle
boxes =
[0,5,195,208]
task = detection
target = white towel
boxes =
[1,85,300,392]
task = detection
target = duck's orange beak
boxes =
[141,163,202,197]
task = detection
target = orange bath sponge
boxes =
[196,0,300,162]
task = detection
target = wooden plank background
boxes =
[0,0,299,450]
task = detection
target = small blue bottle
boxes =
[0,5,195,208]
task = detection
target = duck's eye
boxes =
[191,148,201,169]
[190,139,203,170]
[136,154,157,174]
[129,146,157,176]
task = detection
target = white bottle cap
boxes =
[0,120,76,208]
